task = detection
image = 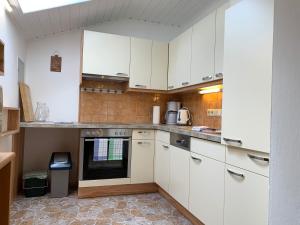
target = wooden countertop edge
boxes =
[0,152,15,170]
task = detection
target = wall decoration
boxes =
[50,53,62,72]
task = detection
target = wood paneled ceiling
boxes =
[8,0,223,40]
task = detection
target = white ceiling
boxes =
[8,0,224,40]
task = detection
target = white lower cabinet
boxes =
[154,140,170,191]
[131,140,154,184]
[169,145,190,208]
[189,152,225,225]
[224,165,269,225]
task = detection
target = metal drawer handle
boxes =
[135,84,147,88]
[202,75,213,81]
[248,154,269,162]
[168,85,174,89]
[227,169,245,178]
[116,73,128,76]
[138,131,149,134]
[182,82,189,86]
[223,138,242,145]
[137,141,150,145]
[191,156,202,162]
[162,145,169,149]
[215,73,223,79]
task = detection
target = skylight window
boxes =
[18,0,90,13]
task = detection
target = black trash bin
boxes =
[49,152,72,198]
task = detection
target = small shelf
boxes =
[0,40,4,75]
[0,107,20,137]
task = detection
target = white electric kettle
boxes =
[177,107,191,125]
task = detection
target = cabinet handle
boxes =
[135,84,147,88]
[223,138,242,145]
[227,169,245,178]
[162,145,169,149]
[248,154,269,162]
[182,82,189,86]
[138,131,149,134]
[116,73,128,76]
[215,73,223,79]
[137,141,150,145]
[202,76,213,81]
[191,156,202,162]
[168,85,174,89]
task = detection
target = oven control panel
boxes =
[81,129,132,137]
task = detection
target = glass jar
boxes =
[35,102,49,122]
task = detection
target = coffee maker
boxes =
[165,101,181,125]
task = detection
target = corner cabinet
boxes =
[129,38,152,89]
[82,30,130,77]
[168,28,192,90]
[169,145,190,208]
[221,0,274,153]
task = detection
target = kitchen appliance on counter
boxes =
[165,101,181,125]
[177,107,191,125]
[79,129,132,181]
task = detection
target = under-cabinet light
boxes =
[198,85,223,94]
[18,0,90,14]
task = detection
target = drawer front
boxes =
[191,137,226,162]
[226,146,269,177]
[155,130,170,143]
[133,130,155,140]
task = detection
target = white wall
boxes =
[0,0,26,152]
[25,31,81,122]
[269,0,300,224]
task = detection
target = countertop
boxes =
[20,122,221,143]
[0,152,15,170]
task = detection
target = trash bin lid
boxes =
[49,152,72,170]
[23,171,48,180]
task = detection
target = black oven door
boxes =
[82,138,130,180]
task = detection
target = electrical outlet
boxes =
[207,109,222,117]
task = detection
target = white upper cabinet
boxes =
[151,41,168,90]
[82,30,130,77]
[129,38,152,89]
[221,0,274,153]
[168,28,192,90]
[191,11,216,85]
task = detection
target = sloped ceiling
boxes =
[8,0,225,40]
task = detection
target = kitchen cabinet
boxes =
[168,28,192,90]
[191,11,216,85]
[221,0,274,153]
[82,30,130,77]
[131,140,155,184]
[154,140,170,191]
[150,41,168,90]
[224,165,269,225]
[129,38,152,89]
[169,145,190,208]
[189,152,225,225]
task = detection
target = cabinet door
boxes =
[224,165,269,225]
[191,11,216,85]
[189,153,225,225]
[168,28,192,90]
[169,146,190,208]
[131,140,155,184]
[221,0,274,153]
[150,41,168,90]
[154,141,170,191]
[82,31,130,76]
[129,38,152,89]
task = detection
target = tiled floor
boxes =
[10,193,192,225]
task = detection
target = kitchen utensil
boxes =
[19,82,35,122]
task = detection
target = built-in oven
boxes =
[79,129,132,181]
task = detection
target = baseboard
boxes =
[158,186,205,225]
[78,183,158,198]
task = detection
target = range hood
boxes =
[82,73,129,82]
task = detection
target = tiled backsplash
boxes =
[79,80,222,129]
